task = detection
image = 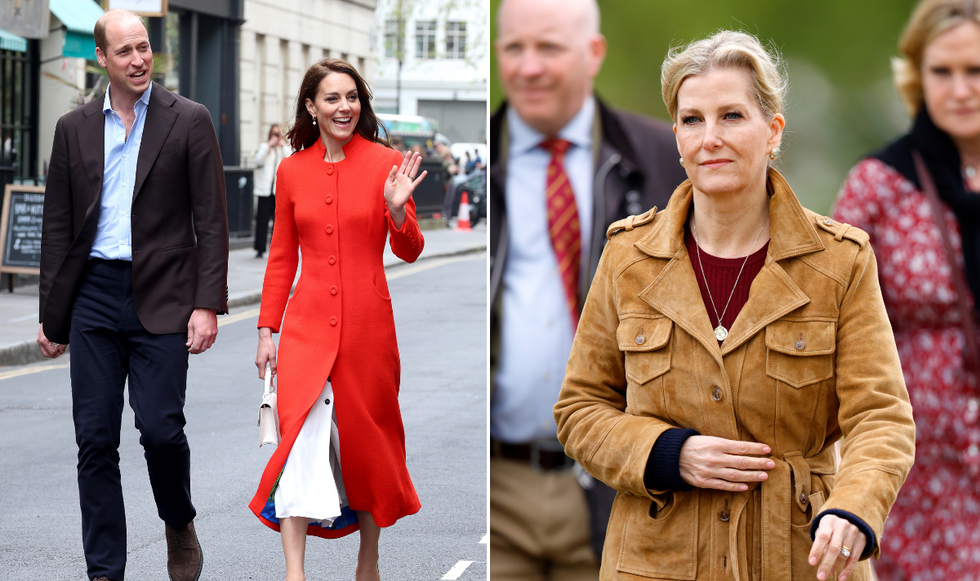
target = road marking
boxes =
[441,560,473,580]
[479,534,488,544]
[387,252,485,281]
[218,307,260,327]
[0,362,69,382]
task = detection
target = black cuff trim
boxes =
[644,428,699,492]
[809,509,877,560]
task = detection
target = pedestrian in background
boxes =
[555,29,915,581]
[250,58,426,581]
[253,123,290,259]
[834,0,980,577]
[488,0,685,577]
[37,9,229,581]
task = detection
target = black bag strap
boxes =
[912,150,980,377]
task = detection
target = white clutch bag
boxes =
[258,364,280,447]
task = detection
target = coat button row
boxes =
[712,386,722,401]
[330,286,338,295]
[330,317,338,326]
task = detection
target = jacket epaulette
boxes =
[814,215,869,248]
[606,207,658,240]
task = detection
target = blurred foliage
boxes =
[489,0,921,213]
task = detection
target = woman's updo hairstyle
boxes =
[661,30,787,123]
[892,0,980,115]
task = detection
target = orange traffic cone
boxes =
[455,191,472,232]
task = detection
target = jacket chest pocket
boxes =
[619,317,672,385]
[765,320,836,388]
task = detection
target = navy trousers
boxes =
[69,259,195,581]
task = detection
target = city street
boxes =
[0,253,487,580]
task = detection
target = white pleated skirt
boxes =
[274,380,348,527]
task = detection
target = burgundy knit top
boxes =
[684,225,769,342]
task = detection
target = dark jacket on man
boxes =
[40,82,229,344]
[489,97,687,556]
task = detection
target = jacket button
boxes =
[325,196,333,204]
[712,386,722,401]
[326,224,334,234]
[330,286,338,295]
[824,218,833,226]
[329,255,336,264]
[324,398,330,405]
[800,492,808,504]
[719,509,730,522]
[635,334,645,345]
[796,339,805,350]
[327,166,334,175]
[330,317,338,326]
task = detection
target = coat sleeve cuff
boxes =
[644,428,699,492]
[809,509,877,560]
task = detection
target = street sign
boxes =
[104,0,167,17]
[0,184,44,275]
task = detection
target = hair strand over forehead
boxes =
[660,30,786,123]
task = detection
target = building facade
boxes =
[372,0,487,144]
[238,0,378,164]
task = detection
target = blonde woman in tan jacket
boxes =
[554,31,916,581]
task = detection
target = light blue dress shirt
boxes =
[89,82,152,261]
[491,97,596,443]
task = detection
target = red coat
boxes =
[249,134,423,538]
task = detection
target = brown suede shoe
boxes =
[165,521,203,581]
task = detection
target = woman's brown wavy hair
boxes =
[286,58,390,152]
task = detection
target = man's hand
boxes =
[186,308,218,354]
[37,324,66,358]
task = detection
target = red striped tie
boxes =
[541,138,581,328]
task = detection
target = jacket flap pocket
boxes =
[765,320,836,356]
[618,316,672,352]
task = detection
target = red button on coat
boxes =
[329,317,338,326]
[326,225,334,234]
[330,286,338,295]
[326,196,333,204]
[329,256,336,264]
[327,166,334,175]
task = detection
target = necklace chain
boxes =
[692,213,769,341]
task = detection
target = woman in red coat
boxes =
[251,58,426,581]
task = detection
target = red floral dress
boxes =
[834,158,980,580]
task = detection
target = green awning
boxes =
[0,28,28,53]
[49,0,104,60]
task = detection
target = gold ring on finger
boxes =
[840,546,851,558]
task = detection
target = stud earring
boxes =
[679,157,685,167]
[768,150,776,160]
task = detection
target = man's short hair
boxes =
[94,9,143,53]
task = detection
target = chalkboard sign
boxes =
[0,184,45,275]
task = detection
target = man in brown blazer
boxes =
[36,9,228,581]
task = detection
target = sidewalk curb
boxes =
[0,244,486,369]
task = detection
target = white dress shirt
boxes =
[491,97,596,443]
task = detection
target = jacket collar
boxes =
[635,168,823,357]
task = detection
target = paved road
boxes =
[0,253,487,580]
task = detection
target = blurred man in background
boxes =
[489,0,686,577]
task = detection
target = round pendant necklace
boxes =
[964,165,977,181]
[692,214,769,342]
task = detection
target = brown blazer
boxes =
[39,82,229,345]
[554,169,915,581]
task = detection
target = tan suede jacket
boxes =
[554,170,915,581]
